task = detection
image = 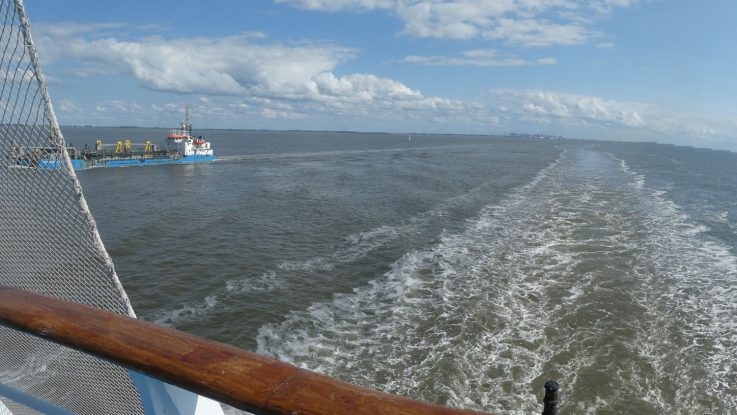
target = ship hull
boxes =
[74,154,216,170]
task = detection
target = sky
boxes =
[23,0,737,150]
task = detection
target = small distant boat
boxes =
[408,134,412,142]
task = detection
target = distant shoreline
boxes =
[60,125,570,140]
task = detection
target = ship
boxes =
[10,107,215,170]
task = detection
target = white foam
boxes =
[257,151,579,413]
[274,172,529,274]
[151,295,218,326]
[277,225,402,272]
[610,152,737,411]
[611,153,646,189]
[257,148,737,412]
[712,210,729,223]
[225,271,283,294]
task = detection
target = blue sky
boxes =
[24,0,737,149]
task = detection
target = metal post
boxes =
[542,380,559,415]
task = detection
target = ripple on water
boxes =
[257,149,737,413]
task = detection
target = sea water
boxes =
[71,127,737,414]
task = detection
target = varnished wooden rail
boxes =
[0,286,490,415]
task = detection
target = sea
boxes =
[66,126,737,414]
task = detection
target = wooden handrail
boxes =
[0,286,490,415]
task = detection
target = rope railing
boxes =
[0,285,492,415]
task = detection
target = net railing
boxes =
[1,1,156,413]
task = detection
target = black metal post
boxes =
[542,380,559,415]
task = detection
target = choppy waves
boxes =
[149,171,517,328]
[256,148,737,413]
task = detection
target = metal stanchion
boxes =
[542,380,559,415]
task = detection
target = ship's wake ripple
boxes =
[256,148,737,414]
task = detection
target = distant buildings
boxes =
[506,132,566,140]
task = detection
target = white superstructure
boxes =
[166,107,214,158]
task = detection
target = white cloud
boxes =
[259,107,307,119]
[66,66,114,78]
[37,29,352,96]
[483,18,590,47]
[65,87,737,150]
[536,57,557,65]
[279,0,395,11]
[596,41,615,49]
[38,23,477,124]
[277,0,635,46]
[487,89,737,143]
[109,100,131,112]
[37,22,128,38]
[399,49,556,66]
[58,99,81,113]
[36,20,737,149]
[491,89,650,128]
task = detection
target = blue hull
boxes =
[74,155,216,170]
[176,155,216,164]
[38,160,64,170]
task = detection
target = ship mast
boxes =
[182,105,192,135]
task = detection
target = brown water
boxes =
[73,128,737,414]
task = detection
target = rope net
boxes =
[0,0,144,413]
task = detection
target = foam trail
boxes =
[152,295,218,326]
[612,153,737,412]
[277,225,403,272]
[257,148,737,413]
[154,169,526,325]
[257,153,569,413]
[225,272,283,294]
[277,177,504,273]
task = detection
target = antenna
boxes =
[183,105,192,134]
